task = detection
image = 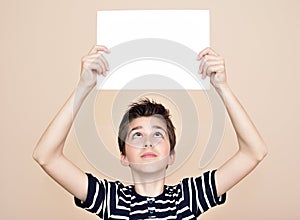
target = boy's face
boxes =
[121,116,175,174]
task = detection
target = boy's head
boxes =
[118,98,176,155]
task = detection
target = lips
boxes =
[141,152,157,158]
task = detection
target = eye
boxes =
[132,132,143,139]
[153,131,164,138]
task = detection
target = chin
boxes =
[130,158,169,174]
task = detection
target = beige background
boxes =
[1,0,300,219]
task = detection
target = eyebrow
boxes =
[127,125,167,137]
[128,126,143,135]
[152,125,167,133]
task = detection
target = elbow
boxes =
[32,147,56,167]
[32,148,45,166]
[258,139,268,160]
[239,141,268,163]
[257,147,268,162]
[253,142,268,163]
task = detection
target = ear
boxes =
[168,151,176,166]
[120,153,130,167]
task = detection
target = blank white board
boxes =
[96,10,210,90]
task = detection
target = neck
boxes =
[134,178,165,197]
[131,169,166,197]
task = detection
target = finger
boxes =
[198,56,208,76]
[92,52,110,71]
[85,53,110,71]
[99,54,110,71]
[99,59,108,75]
[83,62,102,74]
[197,47,210,59]
[198,56,216,75]
[198,58,205,75]
[89,45,110,55]
[200,55,223,62]
[84,58,107,76]
[207,65,225,76]
[197,47,219,59]
[204,60,225,77]
[206,59,225,66]
[202,62,209,79]
[94,58,108,76]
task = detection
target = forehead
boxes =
[129,116,167,129]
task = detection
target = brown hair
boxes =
[118,98,176,155]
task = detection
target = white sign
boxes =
[96,10,210,90]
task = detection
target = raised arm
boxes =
[197,48,268,197]
[33,45,110,201]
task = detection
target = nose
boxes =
[144,138,153,148]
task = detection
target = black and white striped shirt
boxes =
[74,170,226,219]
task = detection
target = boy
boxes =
[33,45,267,219]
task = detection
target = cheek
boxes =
[124,145,139,159]
[159,141,171,155]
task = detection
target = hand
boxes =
[79,45,110,90]
[197,47,227,89]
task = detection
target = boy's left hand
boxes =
[197,47,227,89]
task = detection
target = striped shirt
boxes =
[74,170,226,219]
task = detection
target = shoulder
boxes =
[170,170,225,204]
[178,170,217,188]
[86,173,131,193]
[75,173,133,207]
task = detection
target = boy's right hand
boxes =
[79,45,110,90]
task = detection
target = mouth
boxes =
[141,152,157,158]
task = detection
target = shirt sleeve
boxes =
[183,170,226,217]
[74,173,107,217]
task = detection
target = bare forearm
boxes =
[32,46,110,202]
[198,48,267,195]
[216,83,267,161]
[33,83,91,165]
